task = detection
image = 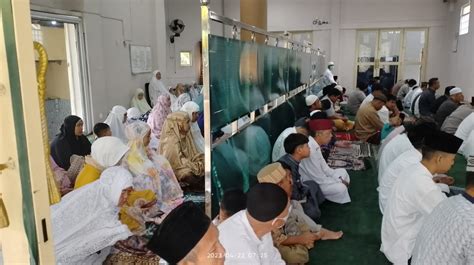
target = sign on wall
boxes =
[130,45,152,74]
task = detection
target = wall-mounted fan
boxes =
[169,19,185,43]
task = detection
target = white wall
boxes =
[445,0,474,102]
[30,0,167,124]
[164,0,225,85]
[268,0,450,91]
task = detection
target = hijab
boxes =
[127,107,142,123]
[51,166,133,264]
[91,136,130,169]
[147,95,172,139]
[124,121,155,177]
[159,111,204,178]
[50,115,91,170]
[130,88,151,114]
[104,105,127,143]
[180,102,204,153]
[149,70,169,106]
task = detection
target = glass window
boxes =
[180,51,192,66]
[460,4,470,35]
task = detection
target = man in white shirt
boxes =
[299,119,351,204]
[272,118,309,162]
[455,112,474,155]
[323,61,336,85]
[147,201,225,265]
[403,79,420,109]
[380,131,463,264]
[377,122,435,213]
[218,183,290,265]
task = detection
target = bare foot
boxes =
[319,228,343,240]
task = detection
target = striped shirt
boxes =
[412,193,474,264]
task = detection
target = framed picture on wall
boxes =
[130,45,152,74]
[180,51,192,66]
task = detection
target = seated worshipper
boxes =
[321,88,354,131]
[306,94,322,116]
[435,86,464,127]
[93,122,112,138]
[148,70,169,106]
[380,131,463,264]
[278,133,325,221]
[74,136,129,189]
[147,201,225,265]
[455,112,474,155]
[258,163,343,265]
[378,94,401,125]
[218,183,289,265]
[181,101,204,154]
[361,83,383,107]
[213,188,247,226]
[300,119,351,204]
[104,105,128,143]
[346,83,367,115]
[377,123,436,214]
[51,166,134,264]
[50,156,73,196]
[147,94,172,149]
[377,122,436,182]
[417,77,441,120]
[432,85,455,114]
[441,104,474,134]
[402,79,421,109]
[396,79,410,101]
[50,115,91,170]
[159,111,205,186]
[411,169,474,265]
[460,130,474,160]
[380,113,404,141]
[354,93,388,144]
[272,117,310,162]
[171,83,191,112]
[125,121,183,213]
[126,107,142,124]
[130,88,152,114]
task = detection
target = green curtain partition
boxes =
[209,35,326,216]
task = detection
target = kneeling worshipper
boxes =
[411,165,474,265]
[171,83,191,112]
[50,115,91,170]
[181,101,205,153]
[321,88,354,131]
[74,136,130,189]
[377,122,437,183]
[130,88,152,114]
[272,117,310,162]
[124,121,183,213]
[126,107,142,124]
[218,183,289,265]
[354,92,387,144]
[104,105,128,143]
[51,166,133,264]
[305,94,322,116]
[258,163,343,265]
[435,87,464,127]
[278,133,325,221]
[380,131,463,264]
[213,188,247,226]
[441,104,474,134]
[300,119,351,204]
[147,201,225,265]
[147,94,172,150]
[377,123,435,214]
[159,111,204,187]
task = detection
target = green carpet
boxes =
[308,154,467,264]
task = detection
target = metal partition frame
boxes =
[201,0,325,216]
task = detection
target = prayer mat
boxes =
[327,145,366,171]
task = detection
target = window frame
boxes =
[459,3,470,36]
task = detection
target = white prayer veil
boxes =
[104,105,128,143]
[51,166,133,264]
[91,136,130,168]
[180,101,204,153]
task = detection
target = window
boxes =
[460,3,470,35]
[180,51,192,66]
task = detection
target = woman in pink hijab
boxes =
[147,95,172,150]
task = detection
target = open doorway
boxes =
[31,12,91,139]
